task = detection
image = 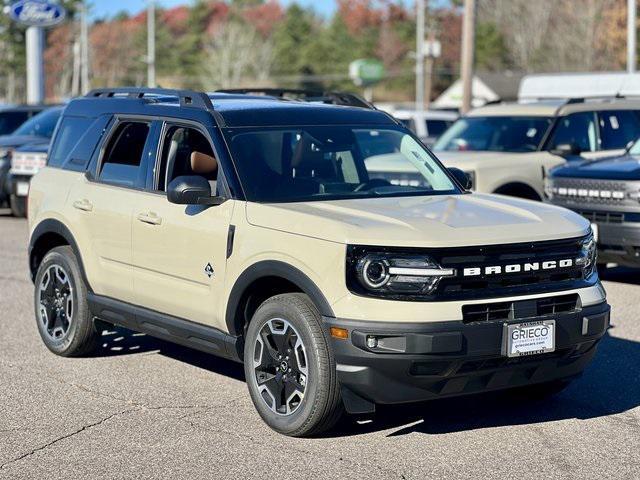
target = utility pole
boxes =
[79,2,90,94]
[147,0,156,88]
[416,0,425,111]
[460,0,476,114]
[628,0,637,73]
[25,26,45,104]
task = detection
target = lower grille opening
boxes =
[463,294,580,324]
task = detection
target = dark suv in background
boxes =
[0,106,62,213]
[546,138,640,268]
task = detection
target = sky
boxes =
[90,0,338,20]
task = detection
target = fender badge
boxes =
[204,263,214,278]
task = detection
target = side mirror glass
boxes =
[448,167,472,190]
[167,175,225,206]
[551,143,581,157]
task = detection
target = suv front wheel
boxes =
[34,246,100,356]
[244,293,343,437]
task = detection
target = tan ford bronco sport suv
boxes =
[28,88,609,437]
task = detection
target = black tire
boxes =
[9,194,26,218]
[506,379,572,400]
[33,246,100,357]
[244,293,344,437]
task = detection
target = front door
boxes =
[131,123,234,329]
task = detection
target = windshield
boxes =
[13,108,61,138]
[433,116,552,152]
[225,126,460,203]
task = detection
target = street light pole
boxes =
[628,0,637,73]
[460,0,476,114]
[147,0,156,88]
[416,0,425,111]
[80,2,90,94]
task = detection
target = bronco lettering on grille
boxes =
[462,259,574,277]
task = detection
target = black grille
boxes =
[578,210,624,224]
[462,293,580,323]
[435,237,588,300]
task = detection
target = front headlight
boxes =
[348,247,456,298]
[575,231,597,278]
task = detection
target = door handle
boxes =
[137,212,163,226]
[72,199,93,212]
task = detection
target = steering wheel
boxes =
[354,178,392,192]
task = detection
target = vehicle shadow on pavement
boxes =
[332,326,640,437]
[599,266,640,286]
[96,326,245,381]
[95,324,640,438]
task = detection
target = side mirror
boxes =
[167,175,225,206]
[448,167,472,190]
[550,143,582,157]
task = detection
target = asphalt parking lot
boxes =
[0,213,639,480]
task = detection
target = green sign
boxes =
[349,59,385,87]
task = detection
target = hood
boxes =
[550,153,640,181]
[246,193,589,248]
[0,135,48,149]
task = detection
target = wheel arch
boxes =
[225,261,335,338]
[29,219,90,289]
[493,182,542,201]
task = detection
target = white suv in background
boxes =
[388,109,458,146]
[433,99,640,200]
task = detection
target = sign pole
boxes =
[25,25,45,104]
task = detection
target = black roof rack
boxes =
[216,88,375,110]
[85,87,214,110]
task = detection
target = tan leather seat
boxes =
[190,151,218,175]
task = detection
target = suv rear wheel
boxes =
[34,246,100,356]
[244,293,343,437]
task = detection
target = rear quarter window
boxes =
[48,115,110,170]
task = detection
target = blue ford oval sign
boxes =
[9,0,66,27]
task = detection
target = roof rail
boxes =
[85,87,214,110]
[216,88,375,110]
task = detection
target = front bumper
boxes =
[592,220,640,266]
[324,301,610,412]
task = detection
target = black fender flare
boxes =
[225,260,335,336]
[29,219,91,289]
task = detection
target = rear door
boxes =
[131,121,234,329]
[68,119,154,303]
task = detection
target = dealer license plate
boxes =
[504,320,555,358]
[16,182,29,197]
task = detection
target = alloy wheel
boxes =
[252,318,309,416]
[37,265,74,341]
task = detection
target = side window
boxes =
[98,121,150,188]
[547,112,597,152]
[156,125,217,193]
[48,116,92,168]
[598,110,640,151]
